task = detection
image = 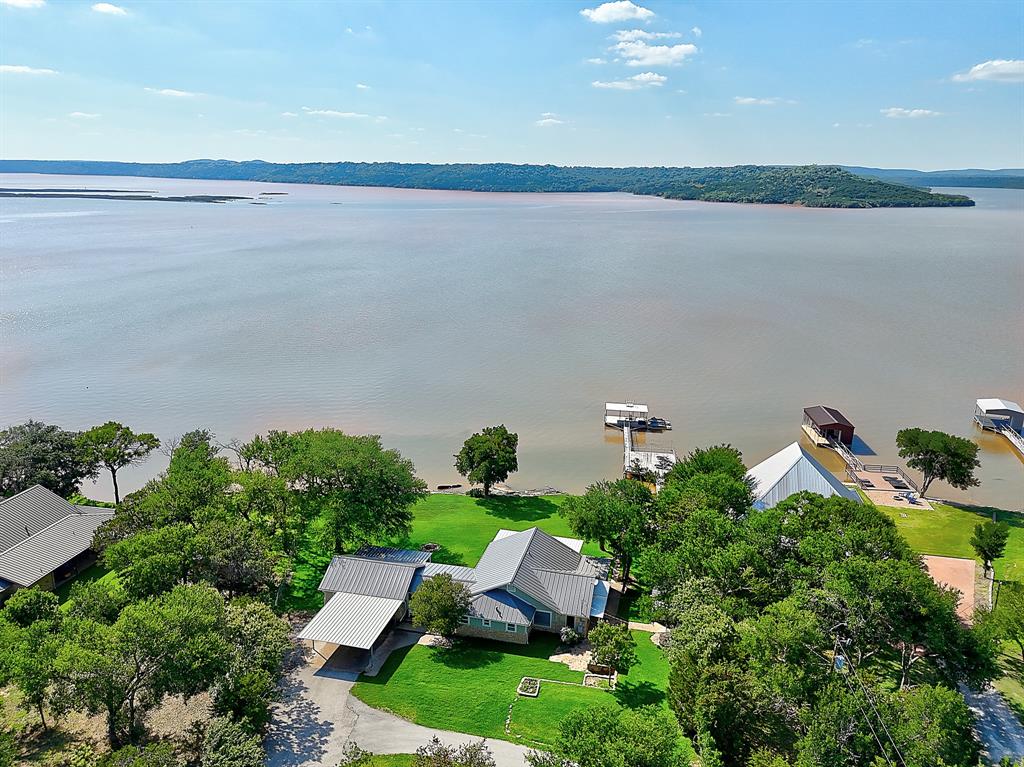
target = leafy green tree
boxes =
[2,588,60,628]
[587,623,637,674]
[895,428,981,495]
[2,621,64,730]
[103,523,199,599]
[212,600,290,732]
[454,425,518,496]
[527,705,686,767]
[971,520,1010,579]
[560,478,653,581]
[195,517,278,598]
[409,573,471,637]
[200,717,264,767]
[66,578,130,624]
[883,684,979,767]
[77,422,160,504]
[97,743,181,767]
[414,736,496,767]
[56,585,230,748]
[0,420,96,498]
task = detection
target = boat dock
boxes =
[975,398,1024,459]
[605,402,678,482]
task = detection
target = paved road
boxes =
[961,684,1024,764]
[265,634,531,767]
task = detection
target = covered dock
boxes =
[975,398,1024,458]
[802,405,855,446]
[604,402,649,428]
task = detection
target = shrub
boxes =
[588,623,637,673]
[559,626,581,646]
[200,718,264,767]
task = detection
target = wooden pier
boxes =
[604,402,677,482]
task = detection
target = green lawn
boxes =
[364,757,415,767]
[994,642,1024,723]
[353,629,685,751]
[279,494,601,613]
[54,563,120,605]
[878,501,1023,582]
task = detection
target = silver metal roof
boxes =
[470,590,535,625]
[297,592,403,649]
[0,485,78,553]
[353,545,432,564]
[318,555,419,600]
[0,509,114,587]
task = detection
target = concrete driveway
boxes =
[265,632,531,767]
[961,684,1024,764]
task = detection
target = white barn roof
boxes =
[747,442,861,510]
[977,398,1024,414]
[605,402,648,415]
[297,592,404,649]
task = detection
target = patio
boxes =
[852,470,933,509]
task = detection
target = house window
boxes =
[566,615,575,630]
[505,622,517,633]
[481,619,491,628]
[460,615,470,625]
[534,611,551,628]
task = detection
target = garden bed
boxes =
[517,677,540,697]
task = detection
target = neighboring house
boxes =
[0,485,115,602]
[747,441,861,510]
[298,527,610,655]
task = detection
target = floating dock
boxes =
[975,398,1024,459]
[605,402,677,483]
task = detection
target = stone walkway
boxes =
[265,633,530,767]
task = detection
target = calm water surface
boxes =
[1,174,1022,507]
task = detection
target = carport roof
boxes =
[297,592,404,650]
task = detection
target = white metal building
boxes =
[747,442,861,510]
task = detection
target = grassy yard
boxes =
[54,563,119,604]
[352,629,682,750]
[280,494,601,613]
[878,501,1023,582]
[994,642,1024,723]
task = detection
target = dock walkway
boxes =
[622,424,677,480]
[976,414,1024,458]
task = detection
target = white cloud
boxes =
[881,107,941,119]
[613,40,697,67]
[535,113,565,127]
[952,59,1024,83]
[691,26,702,38]
[733,96,791,105]
[1,0,46,8]
[586,57,607,64]
[91,2,127,15]
[611,29,681,42]
[580,1,654,24]
[145,87,199,97]
[592,71,666,90]
[301,106,369,118]
[0,64,58,74]
[69,111,100,118]
[281,111,298,117]
[703,112,731,118]
[355,83,370,90]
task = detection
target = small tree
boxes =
[414,736,496,767]
[409,574,471,637]
[971,520,1010,579]
[2,588,60,628]
[454,425,518,496]
[588,622,637,674]
[895,428,980,496]
[78,422,160,504]
[200,718,264,767]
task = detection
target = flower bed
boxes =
[517,677,540,697]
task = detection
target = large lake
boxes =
[1,174,1022,508]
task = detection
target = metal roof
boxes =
[494,528,583,552]
[470,590,535,625]
[803,405,854,429]
[605,402,649,414]
[977,398,1024,415]
[0,510,114,587]
[0,485,78,553]
[411,562,477,593]
[747,442,861,511]
[297,592,403,649]
[318,556,419,600]
[353,545,432,564]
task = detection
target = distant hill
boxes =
[845,166,1024,190]
[0,159,977,208]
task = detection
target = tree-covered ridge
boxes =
[0,159,975,208]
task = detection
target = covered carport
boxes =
[298,592,407,666]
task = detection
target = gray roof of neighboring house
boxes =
[422,562,477,582]
[471,528,605,617]
[0,506,114,587]
[353,545,432,565]
[318,555,419,600]
[470,590,536,625]
[0,485,78,553]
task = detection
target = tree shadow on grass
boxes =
[611,680,665,709]
[429,642,503,671]
[355,643,415,687]
[478,496,561,524]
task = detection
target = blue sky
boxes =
[1,0,1022,169]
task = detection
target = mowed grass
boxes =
[878,501,1024,582]
[351,634,583,742]
[994,642,1024,723]
[54,563,120,605]
[280,494,600,613]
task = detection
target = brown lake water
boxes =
[1,174,1022,508]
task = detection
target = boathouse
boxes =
[975,398,1024,433]
[802,405,855,446]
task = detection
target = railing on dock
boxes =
[829,439,920,493]
[977,414,1024,457]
